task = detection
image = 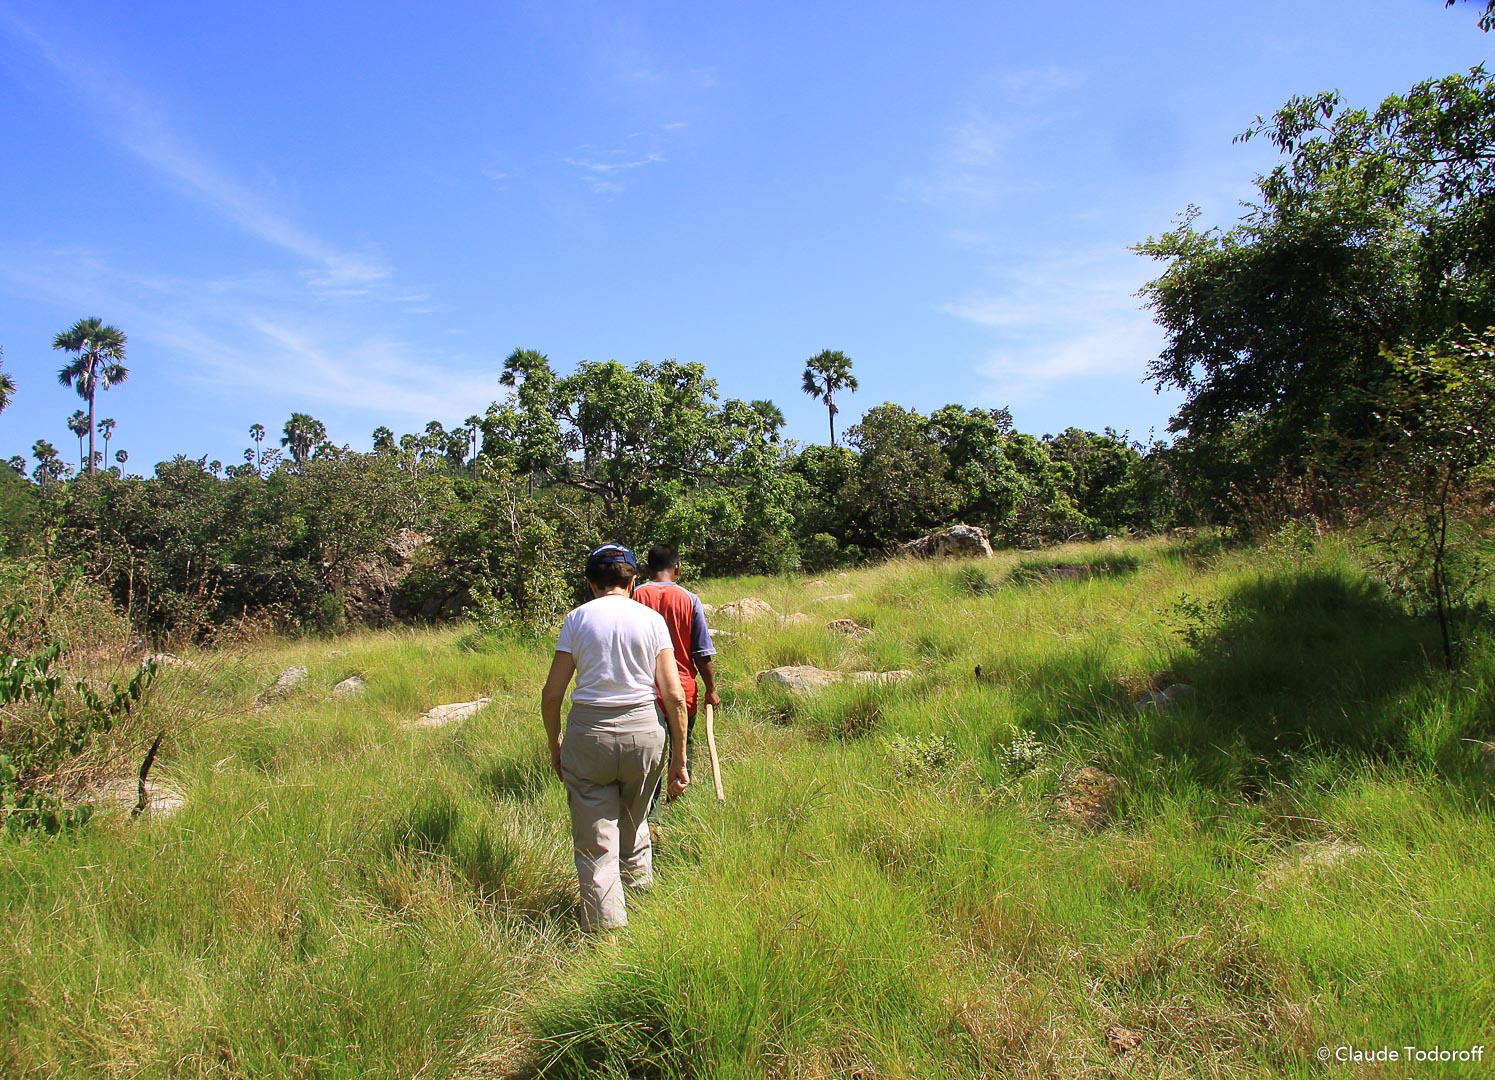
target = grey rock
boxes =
[900,524,994,560]
[332,675,367,695]
[253,665,308,710]
[826,619,872,636]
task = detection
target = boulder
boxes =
[826,619,871,637]
[718,597,777,621]
[850,669,914,685]
[811,593,855,604]
[253,666,307,710]
[900,524,994,560]
[332,675,367,695]
[804,578,830,588]
[783,612,813,626]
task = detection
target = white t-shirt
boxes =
[555,594,673,706]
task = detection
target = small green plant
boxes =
[886,733,961,784]
[998,729,1047,778]
[1170,592,1231,651]
[0,638,156,834]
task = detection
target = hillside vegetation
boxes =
[3,535,1492,1078]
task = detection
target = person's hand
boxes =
[550,744,565,782]
[666,762,689,801]
[704,688,721,708]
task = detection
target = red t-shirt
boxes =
[632,580,714,715]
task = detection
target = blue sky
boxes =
[1,1,1489,473]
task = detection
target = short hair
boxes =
[646,544,681,575]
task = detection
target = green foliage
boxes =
[800,348,858,447]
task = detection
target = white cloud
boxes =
[2,10,393,299]
[943,246,1165,404]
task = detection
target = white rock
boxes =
[415,697,491,727]
[332,675,367,695]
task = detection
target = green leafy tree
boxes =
[843,403,957,549]
[493,348,565,492]
[281,413,326,465]
[801,349,858,448]
[31,440,66,485]
[53,318,128,474]
[1139,67,1495,524]
[371,425,395,454]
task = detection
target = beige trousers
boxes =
[560,700,667,931]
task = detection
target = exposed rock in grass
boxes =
[757,666,913,691]
[1135,684,1196,712]
[332,675,367,695]
[706,628,736,641]
[1468,739,1495,772]
[758,666,845,692]
[811,593,855,604]
[93,776,185,818]
[783,612,812,626]
[900,524,994,559]
[143,652,196,670]
[331,528,432,625]
[718,597,777,621]
[1260,839,1368,888]
[253,665,308,710]
[804,578,829,587]
[825,619,871,636]
[1055,766,1120,828]
[326,650,347,658]
[414,697,491,727]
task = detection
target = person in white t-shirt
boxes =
[540,543,690,932]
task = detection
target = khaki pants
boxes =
[560,701,667,931]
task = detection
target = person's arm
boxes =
[541,650,576,781]
[689,594,720,708]
[696,654,720,708]
[655,647,691,799]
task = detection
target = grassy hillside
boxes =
[3,536,1493,1078]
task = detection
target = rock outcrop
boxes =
[332,675,367,695]
[900,525,994,560]
[330,528,432,625]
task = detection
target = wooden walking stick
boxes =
[705,703,724,801]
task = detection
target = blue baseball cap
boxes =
[585,543,638,576]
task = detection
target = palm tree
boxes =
[67,410,90,470]
[281,413,326,465]
[801,349,858,448]
[98,417,116,463]
[54,317,128,474]
[0,346,15,415]
[249,423,266,468]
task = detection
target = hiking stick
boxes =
[705,703,724,801]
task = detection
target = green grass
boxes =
[3,536,1493,1077]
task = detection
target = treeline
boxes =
[0,352,1190,640]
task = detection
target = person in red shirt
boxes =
[632,544,719,774]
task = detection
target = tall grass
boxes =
[3,536,1492,1077]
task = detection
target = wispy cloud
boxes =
[1,9,392,297]
[943,246,1165,407]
